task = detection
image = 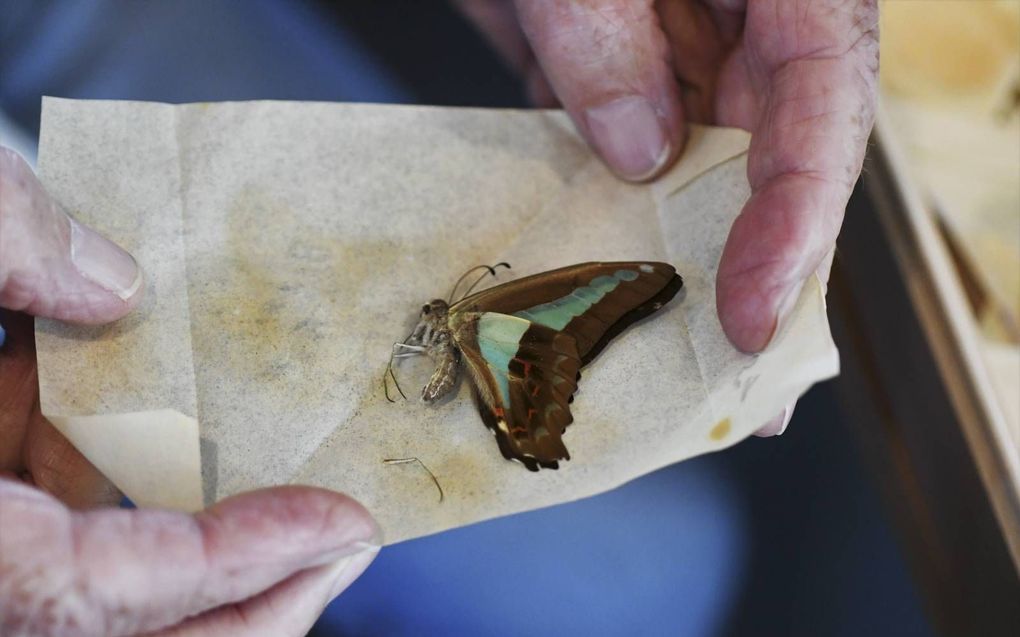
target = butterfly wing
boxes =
[446,262,681,470]
[451,262,682,364]
[450,311,581,470]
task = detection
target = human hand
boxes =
[0,147,379,635]
[460,0,879,433]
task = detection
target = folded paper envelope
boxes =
[34,98,838,544]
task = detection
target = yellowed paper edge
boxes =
[48,409,203,512]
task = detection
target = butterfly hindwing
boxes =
[450,311,581,470]
[451,262,682,364]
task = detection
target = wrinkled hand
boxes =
[0,147,379,636]
[460,0,878,433]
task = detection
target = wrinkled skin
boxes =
[0,148,379,637]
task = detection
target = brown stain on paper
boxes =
[194,187,404,409]
[709,418,731,441]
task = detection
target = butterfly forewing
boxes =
[451,262,681,363]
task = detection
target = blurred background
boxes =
[1,2,1017,635]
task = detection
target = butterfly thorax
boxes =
[409,299,461,402]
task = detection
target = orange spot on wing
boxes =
[512,357,533,377]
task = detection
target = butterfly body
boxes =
[405,299,461,403]
[397,262,683,471]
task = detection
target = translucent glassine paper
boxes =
[35,99,839,544]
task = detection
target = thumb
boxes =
[0,481,379,637]
[0,147,142,324]
[515,0,685,181]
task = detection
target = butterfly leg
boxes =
[385,342,427,402]
[393,342,427,353]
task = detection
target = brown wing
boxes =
[450,311,581,471]
[451,262,682,364]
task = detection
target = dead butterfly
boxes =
[386,262,683,470]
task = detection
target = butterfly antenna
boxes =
[447,262,511,303]
[457,262,511,302]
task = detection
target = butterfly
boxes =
[386,262,683,471]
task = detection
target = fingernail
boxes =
[68,216,142,300]
[585,96,671,181]
[327,540,381,599]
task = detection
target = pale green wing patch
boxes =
[513,269,639,330]
[476,312,531,408]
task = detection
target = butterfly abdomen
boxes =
[421,343,460,402]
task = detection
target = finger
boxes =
[515,0,686,180]
[753,401,795,437]
[0,146,143,323]
[24,416,122,508]
[148,545,378,637]
[0,310,119,506]
[0,482,379,637]
[700,0,746,43]
[716,1,878,351]
[0,311,35,470]
[655,0,730,122]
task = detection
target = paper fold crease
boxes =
[35,99,838,544]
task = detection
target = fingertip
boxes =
[297,486,381,549]
[49,273,146,326]
[67,214,145,309]
[716,229,781,353]
[717,265,805,354]
[582,90,685,183]
[206,486,381,554]
[716,274,778,353]
[513,0,685,182]
[1,147,145,325]
[716,172,835,353]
